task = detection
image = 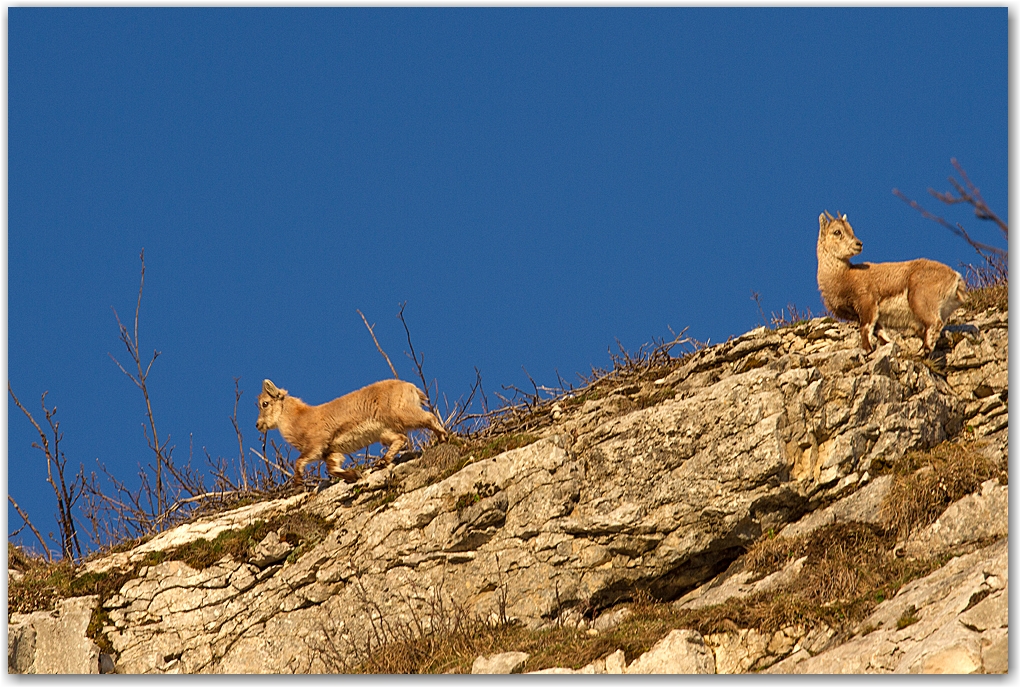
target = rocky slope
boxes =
[8,305,1007,673]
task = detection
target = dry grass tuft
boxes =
[344,591,700,673]
[8,555,77,617]
[879,440,1000,539]
[8,546,134,618]
[677,521,946,638]
[797,523,893,604]
[345,609,519,674]
[743,532,805,576]
[467,433,540,462]
[963,282,1008,314]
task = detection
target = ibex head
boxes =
[817,211,863,261]
[255,379,288,433]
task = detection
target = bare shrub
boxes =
[752,291,821,329]
[76,250,209,544]
[476,327,704,440]
[894,158,1007,287]
[8,385,85,561]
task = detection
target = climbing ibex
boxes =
[816,211,967,353]
[255,378,448,485]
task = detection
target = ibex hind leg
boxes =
[325,451,361,483]
[426,415,448,441]
[376,431,408,467]
[858,321,877,354]
[413,408,448,441]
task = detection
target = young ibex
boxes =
[256,378,448,485]
[816,211,967,354]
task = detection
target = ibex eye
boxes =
[834,230,842,237]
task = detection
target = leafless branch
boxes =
[893,189,1006,258]
[442,367,488,434]
[8,383,84,560]
[893,158,1008,284]
[153,491,242,526]
[358,309,400,379]
[397,302,436,412]
[81,459,155,545]
[230,377,248,490]
[933,159,1008,236]
[8,495,52,563]
[249,447,294,479]
[108,248,172,517]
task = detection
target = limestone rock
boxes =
[604,649,627,673]
[591,606,632,632]
[903,479,1008,557]
[8,595,100,674]
[766,538,1008,674]
[625,629,715,674]
[676,555,806,612]
[471,651,530,674]
[779,474,893,540]
[708,626,808,674]
[44,305,1006,674]
[251,531,293,568]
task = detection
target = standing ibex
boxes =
[816,211,967,354]
[256,378,448,485]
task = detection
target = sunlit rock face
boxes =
[13,306,1006,674]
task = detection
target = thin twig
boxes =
[397,302,434,410]
[938,158,1009,235]
[893,189,1006,258]
[249,448,294,478]
[108,248,170,517]
[153,491,242,526]
[357,309,400,379]
[8,383,83,560]
[230,377,248,490]
[8,495,52,563]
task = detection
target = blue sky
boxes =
[7,8,1008,556]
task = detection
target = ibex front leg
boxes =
[292,446,324,486]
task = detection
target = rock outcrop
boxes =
[8,305,1006,673]
[8,596,103,674]
[767,537,1007,674]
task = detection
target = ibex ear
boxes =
[819,212,829,231]
[263,379,280,397]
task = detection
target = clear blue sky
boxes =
[7,8,1007,556]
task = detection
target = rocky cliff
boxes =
[8,304,1007,674]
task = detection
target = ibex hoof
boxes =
[334,468,362,484]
